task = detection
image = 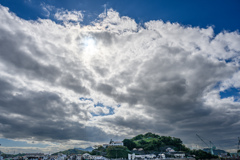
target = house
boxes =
[128,153,156,160]
[158,154,166,159]
[82,153,106,160]
[168,151,185,158]
[57,153,67,160]
[83,153,91,159]
[166,147,175,152]
[111,141,123,146]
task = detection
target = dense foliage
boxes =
[91,146,106,156]
[106,146,130,158]
[123,132,189,152]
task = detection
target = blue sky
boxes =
[0,138,48,148]
[1,0,240,33]
[0,0,240,154]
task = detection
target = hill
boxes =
[74,147,94,152]
[52,149,86,155]
[123,132,189,152]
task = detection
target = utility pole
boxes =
[196,134,209,148]
[196,134,214,155]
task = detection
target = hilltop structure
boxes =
[102,139,123,148]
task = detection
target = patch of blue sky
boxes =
[0,138,49,148]
[79,97,119,116]
[91,102,120,116]
[224,56,240,65]
[79,97,93,101]
[94,102,104,107]
[213,81,222,90]
[94,102,120,109]
[92,102,115,116]
[220,87,240,102]
[90,106,115,117]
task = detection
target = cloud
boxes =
[0,5,240,153]
[54,9,84,22]
[41,3,55,17]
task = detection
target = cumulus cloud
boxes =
[0,5,240,153]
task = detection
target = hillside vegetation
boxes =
[123,132,189,152]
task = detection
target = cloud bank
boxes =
[0,5,240,152]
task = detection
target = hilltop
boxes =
[123,132,190,152]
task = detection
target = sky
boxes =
[0,0,240,154]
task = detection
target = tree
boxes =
[132,134,144,141]
[123,139,136,150]
[144,132,160,138]
[91,145,106,156]
[106,146,130,158]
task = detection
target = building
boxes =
[158,154,166,159]
[171,151,185,158]
[103,140,123,148]
[82,153,105,160]
[111,141,123,146]
[128,153,156,160]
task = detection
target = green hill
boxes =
[123,132,218,159]
[123,132,189,152]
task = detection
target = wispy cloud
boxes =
[54,9,84,22]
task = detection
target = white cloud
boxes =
[41,3,55,17]
[0,5,240,153]
[54,9,84,22]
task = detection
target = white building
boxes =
[111,141,123,146]
[166,147,175,152]
[82,153,105,160]
[57,154,67,160]
[103,140,123,148]
[170,152,185,158]
[158,154,166,159]
[128,153,156,160]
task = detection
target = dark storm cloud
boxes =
[0,29,61,82]
[0,78,110,142]
[60,73,89,94]
[0,113,111,142]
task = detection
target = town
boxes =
[1,133,240,160]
